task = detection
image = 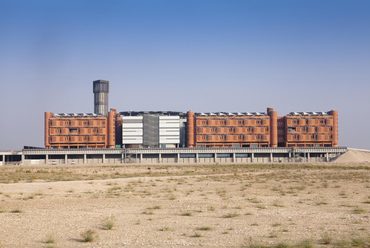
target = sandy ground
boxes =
[0,164,370,248]
[334,148,370,163]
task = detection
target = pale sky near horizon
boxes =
[0,0,369,150]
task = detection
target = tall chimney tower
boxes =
[93,80,109,116]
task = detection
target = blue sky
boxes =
[0,0,369,149]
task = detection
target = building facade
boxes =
[45,107,338,149]
[186,108,278,148]
[186,108,338,148]
[279,111,338,147]
[44,109,117,149]
[121,111,186,148]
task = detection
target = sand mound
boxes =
[334,148,370,163]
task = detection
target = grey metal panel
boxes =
[143,114,159,147]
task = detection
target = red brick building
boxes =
[186,108,338,148]
[44,109,117,148]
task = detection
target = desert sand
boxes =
[334,148,370,163]
[0,162,370,248]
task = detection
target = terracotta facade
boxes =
[45,107,338,149]
[186,108,276,148]
[186,108,338,148]
[280,110,338,147]
[44,109,117,148]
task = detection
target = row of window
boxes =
[51,128,106,134]
[287,126,333,133]
[288,118,332,126]
[50,136,106,142]
[196,134,268,141]
[49,120,106,127]
[288,134,333,141]
[196,119,268,126]
[196,126,270,133]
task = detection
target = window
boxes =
[69,128,78,134]
[288,127,296,133]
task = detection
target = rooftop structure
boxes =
[120,111,186,117]
[93,80,109,116]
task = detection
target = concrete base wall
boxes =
[23,156,330,165]
[0,147,347,166]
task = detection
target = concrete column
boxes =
[159,153,162,163]
[195,153,199,163]
[270,153,273,163]
[65,154,68,164]
[326,152,329,162]
[83,154,87,164]
[121,153,124,164]
[21,154,25,165]
[45,154,49,165]
[232,153,236,163]
[2,155,5,164]
[139,153,143,163]
[251,153,254,163]
[307,153,310,162]
[102,154,106,164]
[214,153,217,163]
[177,153,180,163]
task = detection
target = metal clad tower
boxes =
[93,80,109,116]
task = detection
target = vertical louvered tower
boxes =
[93,80,109,116]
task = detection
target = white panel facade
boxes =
[160,137,180,143]
[122,114,181,147]
[159,116,180,145]
[122,129,143,135]
[123,137,143,144]
[122,123,143,128]
[159,129,180,136]
[122,116,144,145]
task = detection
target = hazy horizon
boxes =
[1,0,369,150]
